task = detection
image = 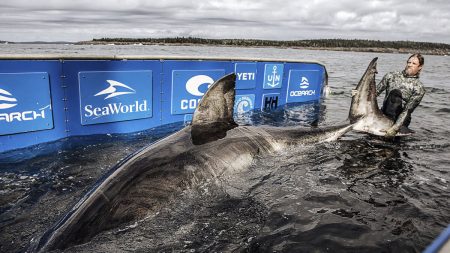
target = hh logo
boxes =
[171,70,225,115]
[263,64,284,89]
[0,88,18,109]
[262,93,280,111]
[79,70,152,125]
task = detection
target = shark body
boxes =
[31,57,402,252]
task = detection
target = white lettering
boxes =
[109,103,120,115]
[130,102,137,112]
[22,111,34,121]
[0,109,47,123]
[94,107,103,116]
[290,90,316,97]
[189,99,196,109]
[0,113,7,122]
[181,100,188,110]
[10,112,21,121]
[33,110,45,120]
[237,72,255,81]
[83,100,149,118]
[181,99,201,110]
[120,104,129,113]
[139,100,147,111]
[84,105,93,117]
[268,75,280,82]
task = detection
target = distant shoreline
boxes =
[2,38,449,56]
[76,38,450,56]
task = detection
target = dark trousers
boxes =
[382,89,411,127]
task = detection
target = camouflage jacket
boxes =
[376,70,425,129]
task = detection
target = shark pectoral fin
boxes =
[191,73,238,145]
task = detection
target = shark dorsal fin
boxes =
[191,73,238,145]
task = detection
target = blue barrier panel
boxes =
[0,72,53,134]
[161,59,234,125]
[171,69,225,115]
[61,60,162,137]
[0,60,66,151]
[286,70,321,103]
[263,63,284,89]
[0,56,327,153]
[79,70,153,125]
[234,63,257,89]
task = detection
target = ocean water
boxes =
[0,44,449,253]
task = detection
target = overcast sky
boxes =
[0,0,449,43]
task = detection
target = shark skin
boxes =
[31,58,390,252]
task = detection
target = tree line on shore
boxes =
[91,37,450,51]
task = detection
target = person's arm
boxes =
[385,84,425,136]
[377,73,391,96]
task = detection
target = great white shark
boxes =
[29,57,404,252]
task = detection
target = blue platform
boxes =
[0,55,328,152]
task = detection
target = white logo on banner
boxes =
[267,65,281,88]
[300,77,310,89]
[186,75,214,96]
[289,76,315,97]
[235,96,254,114]
[0,87,49,122]
[0,88,18,109]
[95,80,136,100]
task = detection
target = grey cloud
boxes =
[0,0,448,43]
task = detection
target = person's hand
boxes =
[382,127,398,138]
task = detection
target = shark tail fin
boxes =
[191,73,238,145]
[348,57,379,123]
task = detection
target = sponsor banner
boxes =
[183,114,193,125]
[234,94,255,114]
[0,72,53,135]
[263,64,284,89]
[286,70,321,103]
[234,63,257,89]
[171,69,225,115]
[262,93,280,111]
[79,70,152,125]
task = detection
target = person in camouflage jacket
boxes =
[377,53,426,137]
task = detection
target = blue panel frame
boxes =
[78,70,153,125]
[0,58,327,153]
[0,72,54,135]
[161,60,234,125]
[61,60,162,136]
[0,60,65,151]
